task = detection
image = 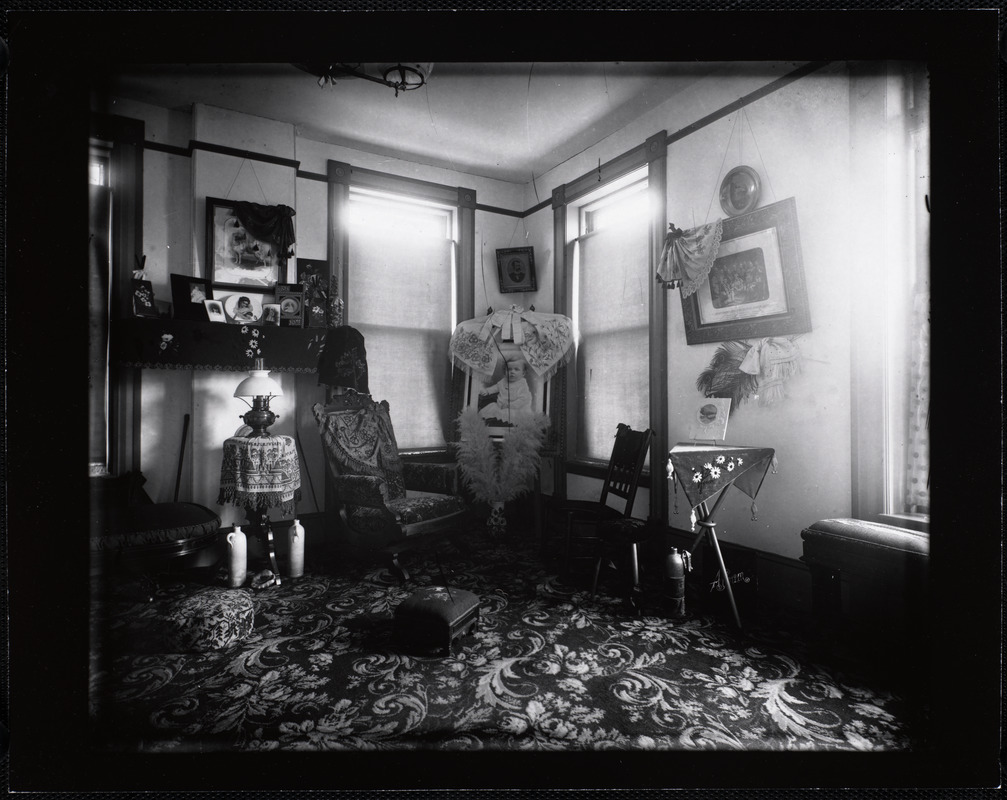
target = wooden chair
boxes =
[550,423,653,582]
[312,393,472,582]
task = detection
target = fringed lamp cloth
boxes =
[667,443,777,529]
[656,220,723,297]
[217,435,302,515]
[449,306,574,380]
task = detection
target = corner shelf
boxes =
[111,317,326,372]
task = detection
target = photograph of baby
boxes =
[221,292,265,324]
[473,342,547,427]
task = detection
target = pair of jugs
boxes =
[226,520,304,588]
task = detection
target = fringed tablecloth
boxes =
[218,434,301,515]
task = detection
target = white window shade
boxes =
[575,213,650,461]
[349,226,454,450]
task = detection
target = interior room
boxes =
[5,9,1001,795]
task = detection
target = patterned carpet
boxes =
[88,526,923,753]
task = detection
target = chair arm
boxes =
[402,461,460,496]
[332,474,390,509]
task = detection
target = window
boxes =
[88,147,112,471]
[570,171,651,462]
[850,62,929,532]
[346,187,457,451]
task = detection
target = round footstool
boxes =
[162,588,255,652]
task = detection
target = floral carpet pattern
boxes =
[89,530,919,753]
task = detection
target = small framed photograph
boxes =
[687,397,732,442]
[131,279,159,317]
[681,197,811,344]
[719,165,762,217]
[262,303,281,326]
[207,197,282,288]
[276,283,305,328]
[204,299,227,323]
[170,274,213,321]
[495,247,537,294]
[212,286,273,325]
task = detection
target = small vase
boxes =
[487,501,507,532]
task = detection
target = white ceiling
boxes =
[104,61,788,184]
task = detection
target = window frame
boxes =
[551,132,669,520]
[326,160,476,456]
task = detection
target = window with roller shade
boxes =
[571,170,651,462]
[346,187,456,450]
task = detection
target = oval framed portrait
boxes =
[222,292,264,324]
[719,165,762,217]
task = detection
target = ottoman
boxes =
[801,518,929,650]
[162,587,255,652]
[393,586,480,656]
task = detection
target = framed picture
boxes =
[276,283,305,328]
[206,197,282,288]
[297,257,331,328]
[212,286,273,325]
[681,197,811,345]
[131,279,159,318]
[495,247,537,294]
[719,165,762,217]
[262,304,281,326]
[204,299,227,323]
[686,397,732,442]
[464,342,550,429]
[170,274,213,321]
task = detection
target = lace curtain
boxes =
[904,290,930,514]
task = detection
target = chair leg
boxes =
[388,553,410,584]
[590,555,603,599]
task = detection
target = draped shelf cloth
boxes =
[449,305,574,380]
[667,442,777,528]
[656,220,723,297]
[218,434,302,515]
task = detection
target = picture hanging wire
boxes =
[223,158,269,205]
[704,112,741,224]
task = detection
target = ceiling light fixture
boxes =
[295,62,433,97]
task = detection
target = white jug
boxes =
[288,519,305,578]
[226,527,248,588]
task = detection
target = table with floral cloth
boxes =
[218,434,301,585]
[667,442,777,628]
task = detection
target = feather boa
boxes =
[454,408,550,503]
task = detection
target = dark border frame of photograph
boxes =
[170,273,213,321]
[276,283,305,328]
[495,246,537,294]
[680,197,811,345]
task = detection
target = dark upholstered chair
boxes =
[312,393,472,581]
[549,423,653,581]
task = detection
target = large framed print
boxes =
[207,197,282,288]
[681,197,811,345]
[464,341,550,429]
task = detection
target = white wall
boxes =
[520,63,871,561]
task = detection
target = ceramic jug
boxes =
[227,527,248,588]
[288,519,305,578]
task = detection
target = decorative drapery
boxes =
[667,442,777,526]
[449,305,574,380]
[233,201,297,261]
[656,220,723,297]
[738,337,802,406]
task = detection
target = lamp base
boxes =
[241,400,277,438]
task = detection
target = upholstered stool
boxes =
[393,586,480,656]
[162,588,255,652]
[801,518,929,643]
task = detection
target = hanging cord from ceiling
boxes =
[526,63,541,205]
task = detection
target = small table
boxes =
[667,442,776,628]
[218,434,301,586]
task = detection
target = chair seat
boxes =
[388,494,468,528]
